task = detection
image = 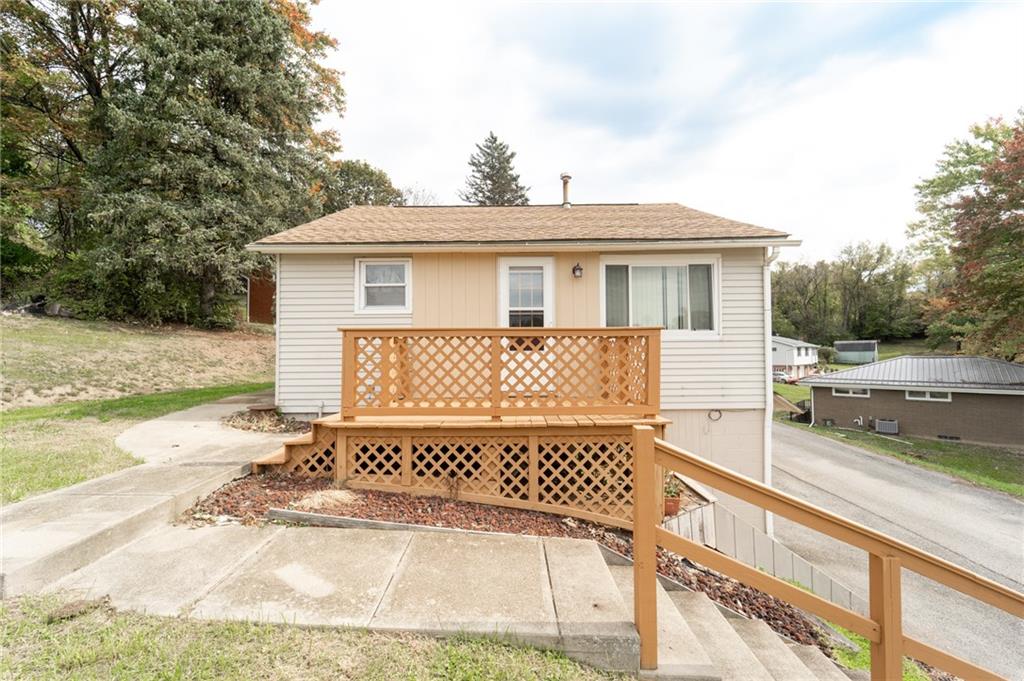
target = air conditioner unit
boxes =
[875,419,899,435]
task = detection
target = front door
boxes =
[498,257,554,327]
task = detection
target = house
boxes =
[248,195,799,530]
[833,339,878,364]
[801,356,1024,446]
[771,335,819,379]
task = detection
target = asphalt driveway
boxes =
[772,422,1024,680]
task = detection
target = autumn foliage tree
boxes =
[940,122,1024,359]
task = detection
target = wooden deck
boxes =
[314,413,670,430]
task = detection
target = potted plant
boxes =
[663,474,684,516]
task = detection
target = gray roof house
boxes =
[801,356,1024,446]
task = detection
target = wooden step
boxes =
[251,446,288,473]
[283,432,315,447]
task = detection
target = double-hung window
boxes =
[603,257,718,336]
[355,259,411,313]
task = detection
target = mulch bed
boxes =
[186,475,833,652]
[221,410,310,434]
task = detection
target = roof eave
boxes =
[799,379,1024,396]
[247,236,801,254]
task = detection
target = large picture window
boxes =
[355,259,411,313]
[603,260,716,333]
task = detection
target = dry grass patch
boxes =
[1,594,624,680]
[1,315,274,408]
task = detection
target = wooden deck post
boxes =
[489,334,502,421]
[869,554,903,681]
[340,331,356,421]
[632,425,658,671]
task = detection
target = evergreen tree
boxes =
[85,0,344,325]
[458,132,529,206]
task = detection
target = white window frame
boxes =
[599,254,722,340]
[498,257,555,328]
[832,387,871,398]
[354,258,412,315]
[905,390,952,402]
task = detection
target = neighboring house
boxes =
[833,339,878,364]
[249,200,799,529]
[245,271,275,324]
[771,335,819,379]
[801,356,1024,446]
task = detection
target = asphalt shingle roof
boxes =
[252,203,788,246]
[801,356,1024,392]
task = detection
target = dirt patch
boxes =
[222,410,310,434]
[184,474,831,654]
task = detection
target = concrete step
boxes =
[728,619,817,681]
[787,642,852,681]
[543,537,639,672]
[608,566,718,680]
[0,461,248,597]
[668,592,773,681]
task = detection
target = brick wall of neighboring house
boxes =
[811,386,1024,447]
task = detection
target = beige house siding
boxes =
[412,253,498,327]
[812,386,1024,446]
[662,408,767,531]
[276,253,411,414]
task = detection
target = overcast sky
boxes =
[309,1,1023,261]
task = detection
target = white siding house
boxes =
[254,202,799,530]
[771,336,819,379]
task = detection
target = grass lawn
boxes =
[1,382,272,504]
[0,315,274,408]
[0,595,621,681]
[773,382,810,404]
[781,421,1023,498]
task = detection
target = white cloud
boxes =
[310,1,1023,260]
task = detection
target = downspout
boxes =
[763,246,780,537]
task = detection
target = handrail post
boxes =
[632,425,658,670]
[869,554,903,681]
[490,333,502,421]
[341,330,356,421]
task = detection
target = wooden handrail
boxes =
[632,427,1022,681]
[339,327,662,420]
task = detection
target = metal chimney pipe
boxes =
[560,173,572,208]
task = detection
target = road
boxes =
[771,423,1024,680]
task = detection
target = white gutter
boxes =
[763,246,781,537]
[799,382,1023,397]
[247,237,802,255]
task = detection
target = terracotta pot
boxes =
[664,497,681,516]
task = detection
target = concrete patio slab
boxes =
[190,527,412,627]
[50,525,282,616]
[370,531,559,645]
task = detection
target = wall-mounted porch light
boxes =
[571,262,584,278]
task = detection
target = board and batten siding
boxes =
[276,254,411,414]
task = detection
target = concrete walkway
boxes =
[0,392,288,597]
[48,524,640,672]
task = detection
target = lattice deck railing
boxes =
[340,328,661,420]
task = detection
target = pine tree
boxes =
[458,132,529,206]
[85,0,344,325]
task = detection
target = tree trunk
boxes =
[199,268,218,324]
